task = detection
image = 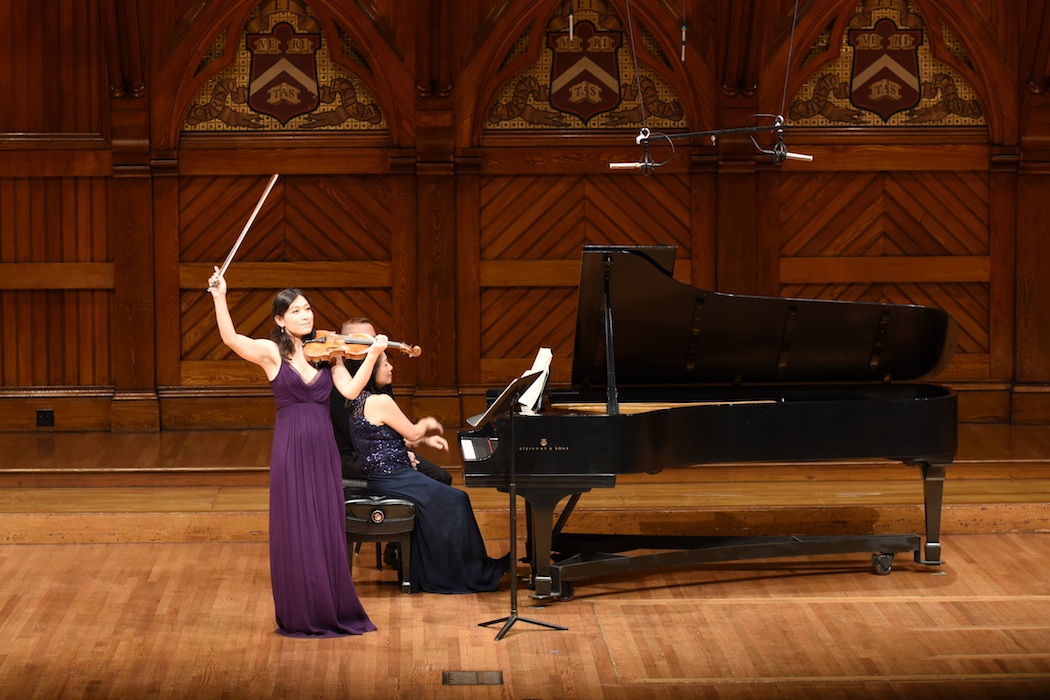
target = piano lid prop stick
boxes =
[210,173,280,287]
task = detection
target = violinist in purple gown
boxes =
[207,267,383,638]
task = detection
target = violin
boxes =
[303,330,422,361]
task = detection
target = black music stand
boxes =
[472,372,567,640]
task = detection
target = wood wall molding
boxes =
[0,146,112,178]
[0,263,115,290]
[176,262,392,290]
[779,256,991,283]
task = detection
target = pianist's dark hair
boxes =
[344,355,392,397]
[269,288,314,361]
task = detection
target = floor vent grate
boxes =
[441,671,504,686]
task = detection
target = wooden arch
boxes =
[151,0,414,153]
[455,0,718,146]
[757,0,1012,142]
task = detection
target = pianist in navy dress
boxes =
[346,354,509,594]
[208,268,383,637]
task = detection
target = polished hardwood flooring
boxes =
[0,424,1048,698]
[0,534,1047,699]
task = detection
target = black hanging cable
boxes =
[779,0,802,117]
[771,0,804,162]
[623,0,649,131]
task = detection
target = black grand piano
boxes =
[459,245,957,601]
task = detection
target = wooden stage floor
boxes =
[0,535,1047,698]
[0,424,1048,697]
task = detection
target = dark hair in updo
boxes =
[269,288,312,360]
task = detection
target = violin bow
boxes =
[209,173,280,288]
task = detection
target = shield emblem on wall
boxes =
[548,21,622,123]
[847,18,923,121]
[247,21,321,124]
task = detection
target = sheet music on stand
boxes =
[468,355,566,640]
[517,348,552,415]
[466,370,545,429]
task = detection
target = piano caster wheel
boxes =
[557,582,575,602]
[872,553,895,575]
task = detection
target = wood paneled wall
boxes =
[2,0,1050,432]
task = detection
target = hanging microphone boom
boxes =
[608,0,808,173]
[608,118,812,173]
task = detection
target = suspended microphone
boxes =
[768,116,813,165]
[769,138,813,165]
[609,128,656,174]
[608,151,655,175]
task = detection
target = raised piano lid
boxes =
[571,245,958,387]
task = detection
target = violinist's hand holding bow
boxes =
[206,265,278,374]
[207,267,227,297]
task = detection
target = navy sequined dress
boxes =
[349,391,507,593]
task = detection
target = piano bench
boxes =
[345,496,416,594]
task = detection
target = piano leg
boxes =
[516,488,585,601]
[917,462,948,565]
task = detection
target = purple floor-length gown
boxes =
[268,362,376,637]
